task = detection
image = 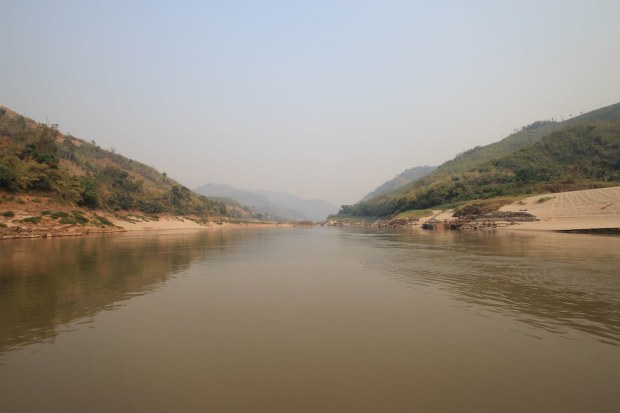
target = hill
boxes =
[0,105,242,235]
[195,183,338,222]
[361,166,436,202]
[338,102,620,218]
[411,102,620,187]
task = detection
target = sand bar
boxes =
[500,186,620,231]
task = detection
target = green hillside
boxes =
[417,102,620,186]
[360,165,436,202]
[338,102,620,218]
[0,106,233,219]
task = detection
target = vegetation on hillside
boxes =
[356,102,620,213]
[0,106,229,218]
[338,119,620,218]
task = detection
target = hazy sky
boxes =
[2,1,619,205]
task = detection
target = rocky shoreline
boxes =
[0,211,126,240]
[323,186,620,233]
[323,210,538,231]
[433,210,538,230]
[322,216,421,229]
[1,223,126,239]
[0,206,293,240]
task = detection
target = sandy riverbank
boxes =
[4,186,620,238]
[499,186,620,231]
[0,194,293,239]
[109,216,293,231]
[110,216,213,231]
[408,186,620,233]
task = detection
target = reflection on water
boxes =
[0,230,231,354]
[346,229,620,345]
[1,227,619,413]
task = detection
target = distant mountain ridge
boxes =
[361,166,436,202]
[194,183,338,222]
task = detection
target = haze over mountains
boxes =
[195,183,338,222]
[361,166,437,202]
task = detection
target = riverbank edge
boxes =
[0,212,293,240]
[324,186,620,233]
[322,215,620,233]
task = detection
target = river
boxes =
[1,227,619,412]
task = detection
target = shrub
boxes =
[21,216,41,224]
[72,211,89,224]
[50,211,69,219]
[77,176,98,208]
[453,202,497,218]
[536,196,554,204]
[60,216,76,225]
[2,211,15,218]
[0,162,18,190]
[93,214,113,226]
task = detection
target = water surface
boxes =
[1,228,619,412]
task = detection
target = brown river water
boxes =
[1,227,619,412]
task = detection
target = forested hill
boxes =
[425,102,620,182]
[0,106,234,218]
[337,102,620,218]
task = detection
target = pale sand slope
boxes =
[110,216,291,231]
[500,186,620,231]
[110,216,212,231]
